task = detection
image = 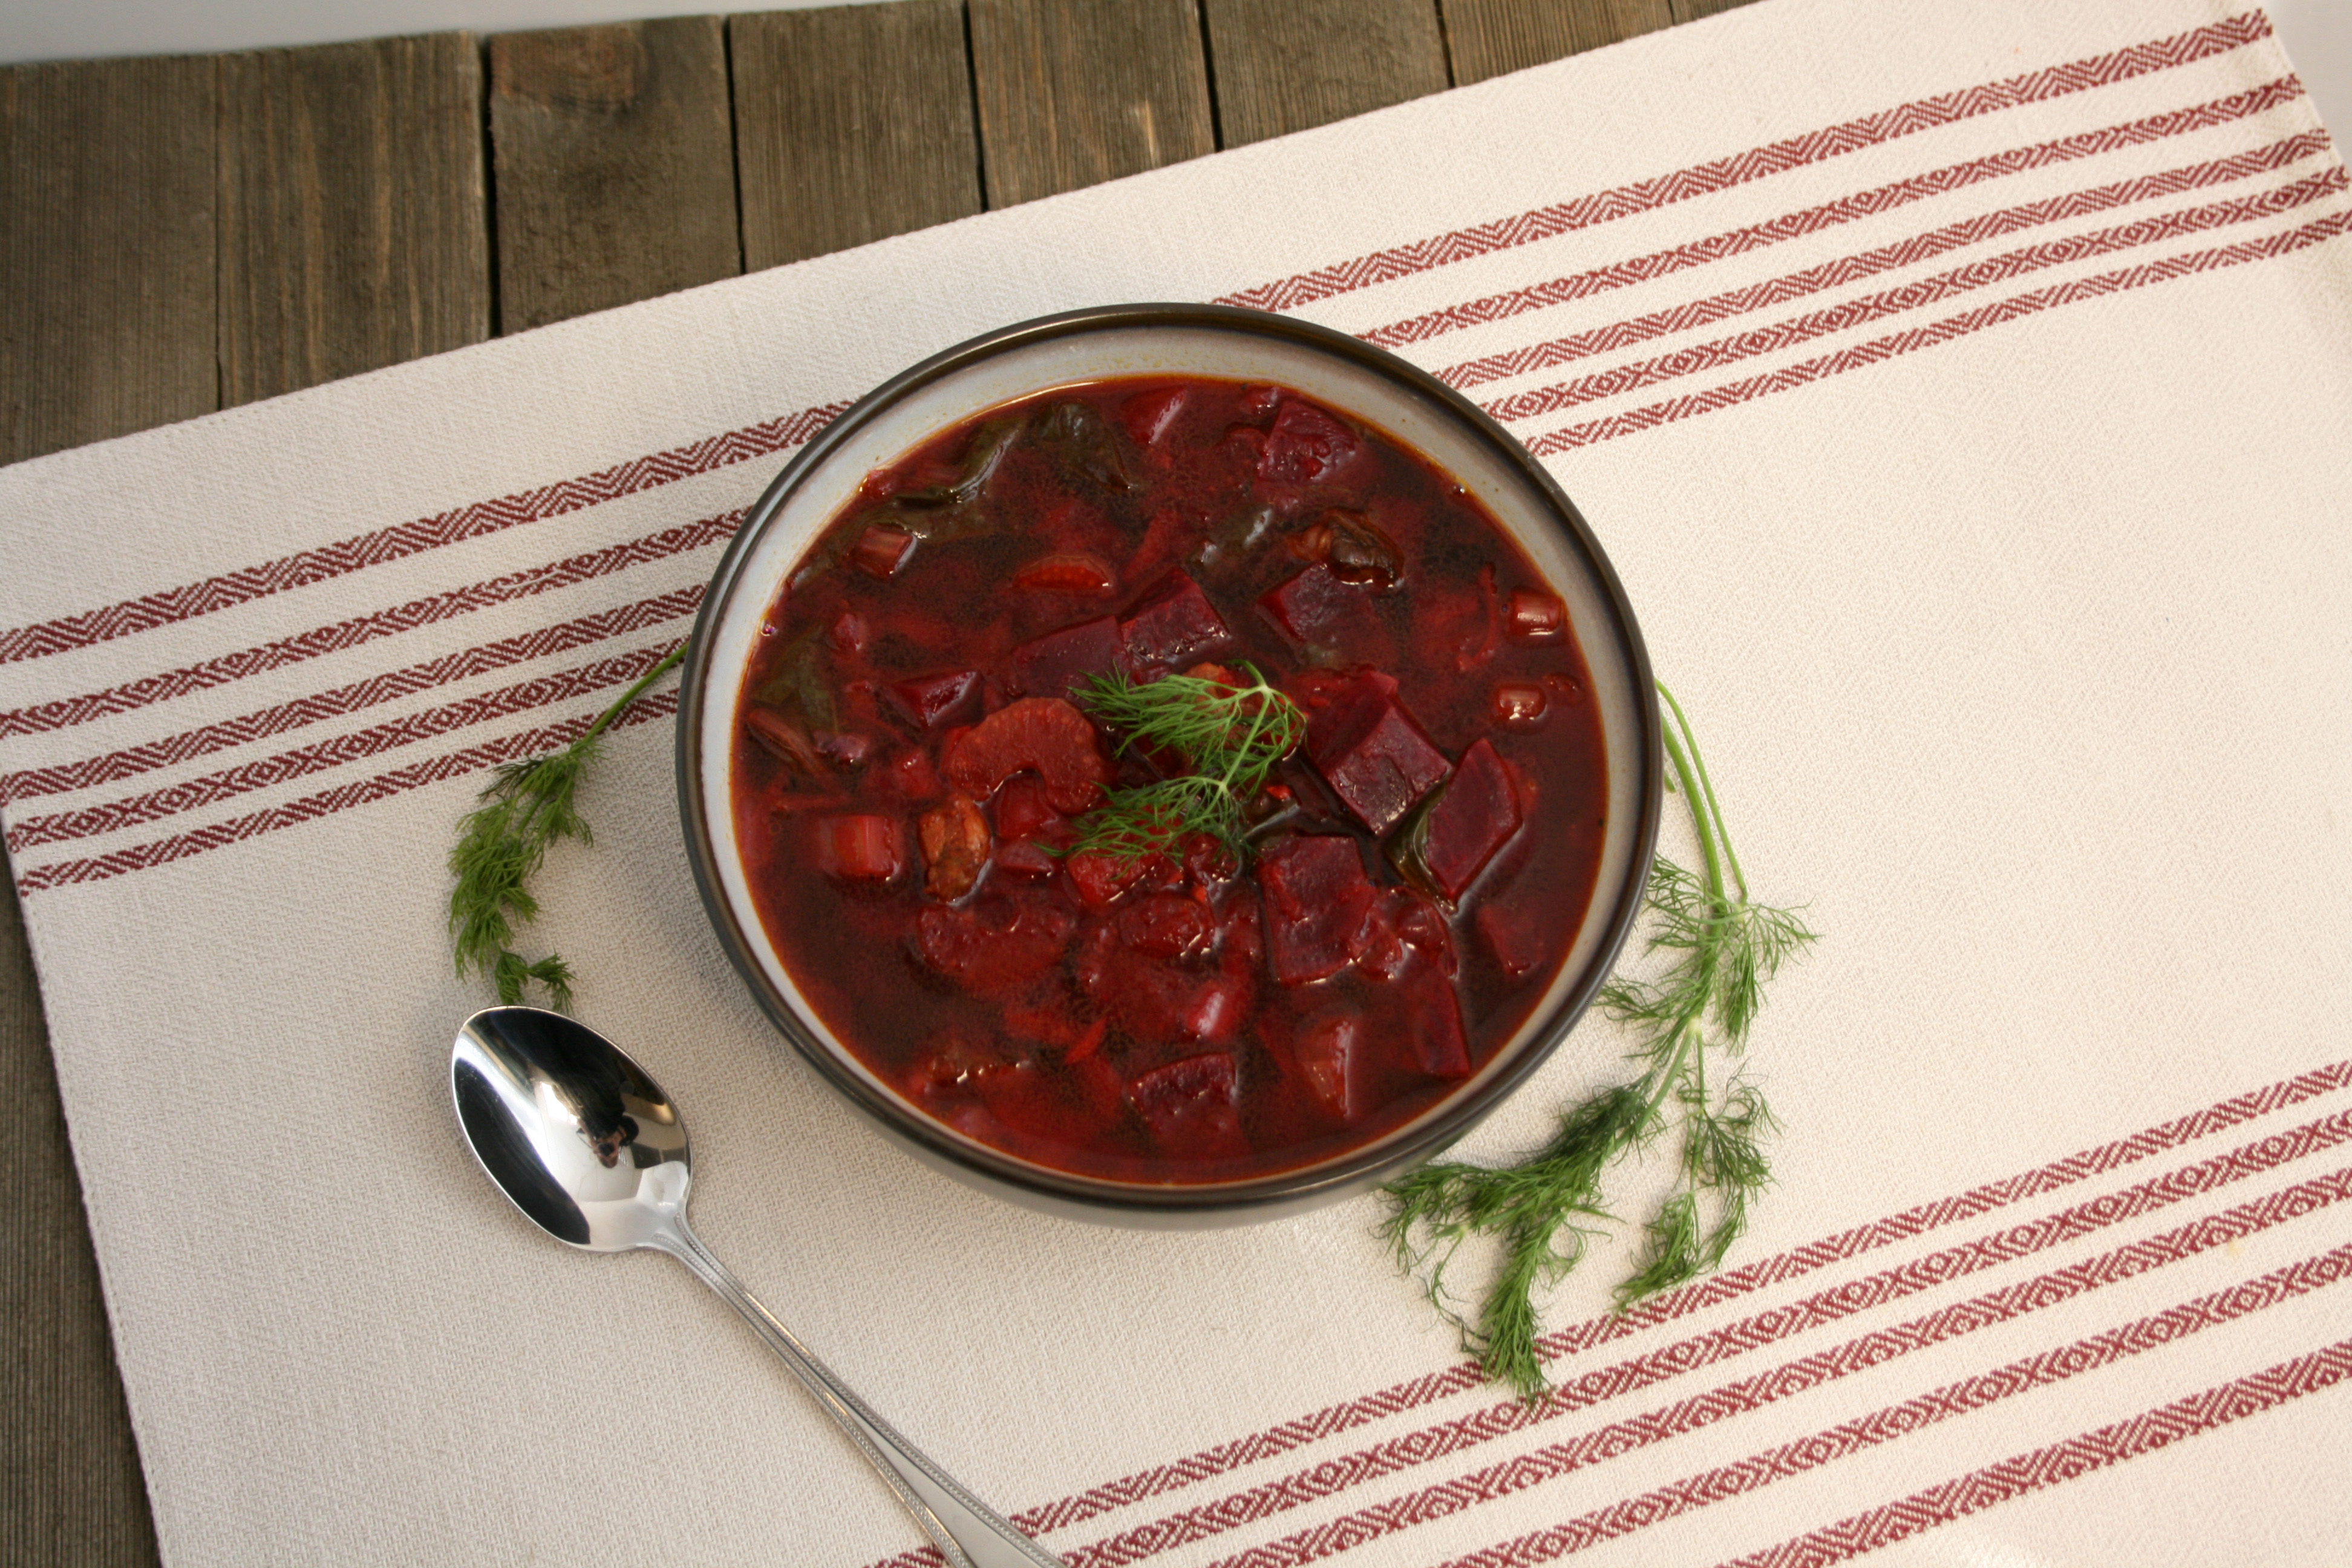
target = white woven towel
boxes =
[4,1,2350,1563]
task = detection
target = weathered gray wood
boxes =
[1203,0,1448,147]
[0,56,218,465]
[1445,0,1674,85]
[969,0,1215,207]
[1669,0,1761,21]
[731,2,982,270]
[0,863,161,1568]
[219,33,490,405]
[490,18,739,332]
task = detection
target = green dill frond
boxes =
[1380,679,1815,1399]
[1067,665,1305,861]
[445,642,687,1012]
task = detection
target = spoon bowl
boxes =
[451,1005,1065,1568]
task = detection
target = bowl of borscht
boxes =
[678,304,1661,1224]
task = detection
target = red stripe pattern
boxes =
[0,405,835,667]
[1444,127,2328,391]
[1526,207,2352,454]
[0,509,740,742]
[1436,1253,2352,1568]
[1716,1339,2352,1568]
[0,587,702,803]
[6,642,678,851]
[1073,1149,2352,1568]
[13,689,677,892]
[1218,12,2273,316]
[863,1063,2352,1568]
[1486,166,2348,425]
[1390,77,2310,359]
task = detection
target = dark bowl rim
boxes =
[675,301,1663,1218]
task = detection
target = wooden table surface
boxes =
[0,0,1751,1557]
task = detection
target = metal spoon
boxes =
[451,1005,1065,1568]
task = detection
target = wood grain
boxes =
[969,0,1215,207]
[1445,0,1674,85]
[0,56,218,466]
[0,860,162,1568]
[731,2,982,271]
[1669,0,1761,21]
[1204,0,1449,147]
[489,18,739,332]
[219,33,490,405]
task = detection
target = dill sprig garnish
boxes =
[1068,665,1307,861]
[447,643,688,1010]
[1382,680,1815,1401]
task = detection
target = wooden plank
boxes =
[968,0,1215,207]
[0,55,218,465]
[489,18,739,332]
[1202,0,1448,147]
[0,864,161,1568]
[219,33,490,406]
[1669,0,1762,21]
[1445,0,1673,85]
[731,2,982,271]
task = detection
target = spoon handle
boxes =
[653,1220,1066,1568]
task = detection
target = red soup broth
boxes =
[730,377,1607,1184]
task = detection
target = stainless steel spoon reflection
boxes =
[451,1005,1065,1568]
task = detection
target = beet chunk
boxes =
[1403,974,1472,1079]
[1116,892,1214,958]
[944,697,1111,812]
[889,669,980,729]
[1009,616,1124,701]
[1120,385,1189,448]
[1475,893,1554,981]
[913,895,1076,991]
[1293,1011,1365,1121]
[1259,835,1376,985]
[1304,671,1451,835]
[1400,737,1523,902]
[1258,400,1364,484]
[1126,1053,1248,1159]
[1259,564,1386,660]
[1120,570,1236,675]
[813,814,904,882]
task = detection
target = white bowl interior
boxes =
[695,323,1648,1188]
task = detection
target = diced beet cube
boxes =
[814,730,873,771]
[1258,564,1386,659]
[944,697,1111,812]
[889,669,979,729]
[826,611,867,654]
[1120,571,1236,674]
[1404,974,1471,1079]
[1304,673,1451,836]
[851,525,916,578]
[1126,1053,1247,1159]
[1356,888,1454,984]
[1013,552,1119,597]
[1508,589,1566,640]
[1259,835,1375,985]
[1405,738,1523,902]
[1475,894,1553,981]
[812,814,903,882]
[1009,616,1124,701]
[1293,1011,1365,1121]
[1491,681,1548,731]
[1180,977,1246,1044]
[992,839,1057,880]
[1063,850,1145,910]
[912,895,1076,991]
[1116,893,1212,959]
[1258,400,1364,483]
[1120,385,1189,448]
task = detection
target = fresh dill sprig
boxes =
[1067,665,1306,861]
[447,642,688,1011]
[1381,679,1815,1402]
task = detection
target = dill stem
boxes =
[1658,681,1747,904]
[581,641,688,748]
